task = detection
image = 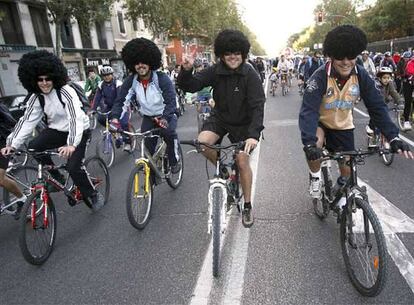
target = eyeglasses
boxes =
[223,51,242,57]
[37,76,52,82]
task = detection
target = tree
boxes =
[45,0,114,58]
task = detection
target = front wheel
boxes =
[212,187,222,277]
[19,191,57,265]
[166,143,184,189]
[3,165,38,210]
[312,169,330,220]
[380,136,394,166]
[84,156,110,205]
[396,110,404,130]
[340,197,387,297]
[126,164,153,230]
[96,133,115,168]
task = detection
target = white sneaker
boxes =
[365,125,374,136]
[309,177,322,199]
[337,197,347,211]
[404,121,412,131]
[123,144,132,152]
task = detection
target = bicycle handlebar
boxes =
[180,139,245,151]
[121,128,162,138]
[321,148,391,161]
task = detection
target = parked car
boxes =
[0,94,27,120]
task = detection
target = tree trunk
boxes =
[55,21,62,59]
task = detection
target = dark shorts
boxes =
[318,123,355,152]
[0,141,8,170]
[202,115,250,143]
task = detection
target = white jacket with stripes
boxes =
[7,85,89,149]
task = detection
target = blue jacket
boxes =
[112,71,177,120]
[92,79,123,111]
[299,63,399,146]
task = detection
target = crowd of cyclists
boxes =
[0,24,413,272]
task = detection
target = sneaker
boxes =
[13,195,27,220]
[309,177,322,199]
[242,205,254,228]
[365,125,374,136]
[170,162,181,174]
[123,143,132,152]
[384,141,390,150]
[404,121,412,131]
[90,192,105,212]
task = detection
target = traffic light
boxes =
[317,11,323,23]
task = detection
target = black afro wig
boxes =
[214,29,250,61]
[121,38,162,72]
[323,25,367,60]
[18,50,67,93]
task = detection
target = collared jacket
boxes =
[299,62,399,146]
[177,61,265,140]
[92,79,123,111]
[112,71,177,120]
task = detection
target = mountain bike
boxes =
[180,140,244,277]
[312,148,388,297]
[122,128,184,230]
[18,149,110,265]
[95,109,136,168]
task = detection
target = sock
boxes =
[244,202,252,209]
[310,169,321,179]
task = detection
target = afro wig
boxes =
[323,25,367,60]
[214,29,250,61]
[18,50,67,93]
[121,38,162,72]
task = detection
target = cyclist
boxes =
[361,50,376,78]
[399,51,414,130]
[1,50,104,212]
[304,51,323,81]
[84,68,101,103]
[0,103,27,218]
[299,25,413,211]
[111,38,180,174]
[91,66,132,152]
[178,29,265,228]
[379,51,397,71]
[269,67,279,93]
[366,66,404,146]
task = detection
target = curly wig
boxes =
[18,50,67,93]
[214,29,250,61]
[323,25,367,60]
[121,38,162,71]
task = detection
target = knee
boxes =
[236,155,250,171]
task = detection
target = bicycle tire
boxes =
[396,110,404,130]
[166,143,184,189]
[197,113,204,133]
[96,134,115,168]
[126,164,153,230]
[84,156,110,205]
[3,166,38,210]
[19,191,57,265]
[89,113,97,130]
[312,169,330,220]
[380,137,394,166]
[340,197,387,297]
[212,187,222,277]
[128,123,137,152]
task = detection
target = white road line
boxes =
[354,107,414,147]
[359,179,414,293]
[190,76,268,305]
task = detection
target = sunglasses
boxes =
[223,51,242,56]
[37,76,52,82]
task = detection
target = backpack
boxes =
[404,59,414,78]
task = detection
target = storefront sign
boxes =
[85,58,110,66]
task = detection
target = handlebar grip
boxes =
[180,140,198,146]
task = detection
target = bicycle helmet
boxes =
[121,37,162,72]
[361,50,369,55]
[384,51,391,57]
[100,66,114,75]
[402,51,412,59]
[214,29,250,61]
[377,66,393,77]
[18,50,67,93]
[323,25,367,60]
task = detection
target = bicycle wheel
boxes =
[84,156,110,205]
[396,110,404,130]
[126,164,153,230]
[3,166,38,210]
[197,113,204,133]
[282,82,286,96]
[96,133,115,168]
[166,143,184,189]
[380,137,394,166]
[89,113,97,130]
[312,169,330,220]
[212,187,222,277]
[127,123,137,151]
[19,191,57,265]
[340,197,387,297]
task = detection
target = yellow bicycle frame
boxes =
[134,158,150,196]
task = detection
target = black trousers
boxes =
[403,80,414,121]
[28,128,95,198]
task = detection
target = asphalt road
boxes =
[1,78,414,305]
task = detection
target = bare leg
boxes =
[197,131,220,164]
[0,169,23,198]
[236,152,252,203]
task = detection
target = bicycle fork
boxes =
[134,159,151,197]
[208,180,227,234]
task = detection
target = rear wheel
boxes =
[340,197,387,297]
[19,191,56,265]
[96,133,115,168]
[212,187,222,277]
[126,164,153,230]
[166,143,184,189]
[84,156,110,205]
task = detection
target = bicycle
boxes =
[180,139,244,277]
[280,72,289,96]
[195,99,212,133]
[312,148,388,297]
[176,88,186,116]
[394,101,414,131]
[366,128,394,166]
[18,149,110,265]
[122,128,184,230]
[95,109,136,168]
